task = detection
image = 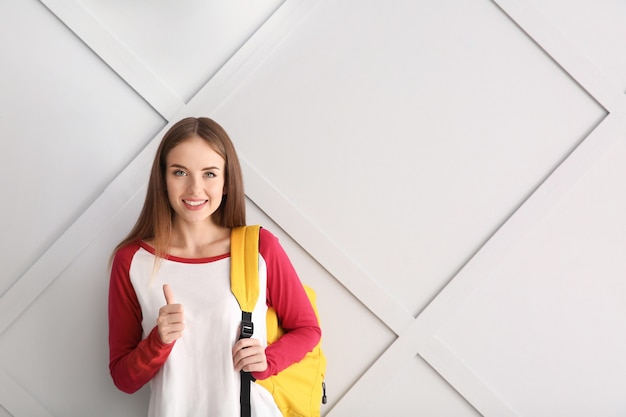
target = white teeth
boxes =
[184,200,206,206]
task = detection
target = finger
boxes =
[233,347,267,372]
[233,339,262,365]
[161,311,184,323]
[163,284,175,305]
[157,316,186,344]
[232,338,259,353]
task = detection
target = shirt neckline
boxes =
[138,240,230,264]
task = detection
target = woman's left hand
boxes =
[232,338,268,373]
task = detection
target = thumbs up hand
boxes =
[157,284,185,344]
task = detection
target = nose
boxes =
[187,175,202,193]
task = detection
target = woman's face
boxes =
[165,135,226,226]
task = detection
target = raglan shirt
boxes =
[108,228,321,417]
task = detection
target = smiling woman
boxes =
[107,117,321,417]
[165,137,227,235]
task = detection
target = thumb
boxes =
[163,284,175,305]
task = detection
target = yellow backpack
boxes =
[231,225,327,417]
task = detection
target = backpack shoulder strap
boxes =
[230,225,261,316]
[231,225,261,417]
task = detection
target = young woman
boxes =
[108,117,321,416]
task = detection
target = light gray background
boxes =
[1,0,626,416]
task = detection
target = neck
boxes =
[168,219,230,258]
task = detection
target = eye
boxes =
[204,172,217,178]
[173,169,187,177]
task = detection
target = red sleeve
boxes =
[251,228,322,380]
[108,243,175,393]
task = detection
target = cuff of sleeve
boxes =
[251,368,272,380]
[147,326,176,351]
[251,357,275,380]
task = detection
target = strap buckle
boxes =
[240,318,254,339]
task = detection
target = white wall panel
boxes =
[0,184,150,416]
[213,0,604,317]
[412,0,626,414]
[0,0,163,296]
[205,0,604,413]
[429,130,626,416]
[77,0,285,103]
[364,356,481,416]
[2,0,626,415]
[526,0,626,92]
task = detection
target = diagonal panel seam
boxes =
[492,0,626,115]
[39,0,183,120]
[326,109,626,417]
[153,0,416,335]
[0,2,412,411]
[0,181,151,335]
[0,0,326,338]
[416,116,626,417]
[0,0,321,332]
[0,369,54,417]
[242,157,414,336]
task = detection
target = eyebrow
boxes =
[169,163,221,171]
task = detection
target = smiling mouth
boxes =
[184,200,207,207]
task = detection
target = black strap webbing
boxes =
[239,310,254,417]
[240,370,252,417]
